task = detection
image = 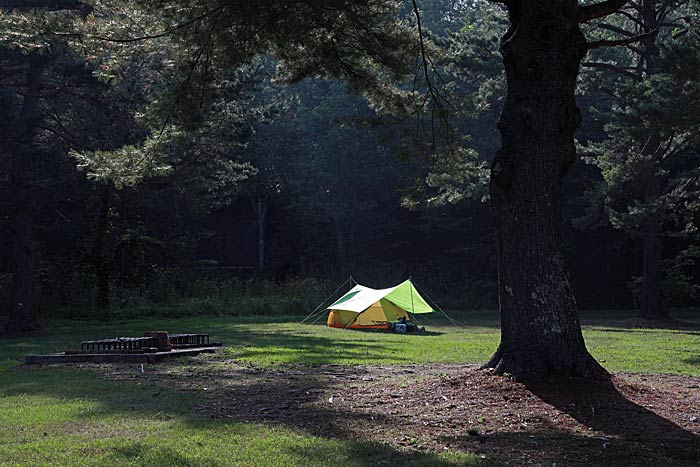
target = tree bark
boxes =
[334,218,349,273]
[485,0,607,379]
[250,197,268,272]
[4,56,43,335]
[638,146,665,322]
[640,226,664,320]
[5,186,41,334]
[95,266,111,310]
[637,0,667,321]
[257,199,267,272]
[87,185,112,310]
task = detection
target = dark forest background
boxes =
[0,0,698,323]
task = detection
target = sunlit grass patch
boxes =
[0,366,486,467]
[0,311,698,466]
[1,310,699,374]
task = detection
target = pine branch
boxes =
[54,5,227,44]
[411,0,451,153]
[596,22,636,37]
[627,0,643,14]
[581,61,642,81]
[616,9,645,26]
[579,0,627,23]
[588,30,658,49]
[0,0,91,17]
[0,0,80,10]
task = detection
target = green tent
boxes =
[326,279,433,329]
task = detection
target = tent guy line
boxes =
[298,276,356,325]
[302,278,459,331]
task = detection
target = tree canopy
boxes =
[0,0,697,379]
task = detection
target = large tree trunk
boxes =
[334,218,349,273]
[637,0,667,321]
[95,266,111,310]
[88,186,112,310]
[254,199,267,272]
[638,150,665,321]
[5,186,41,334]
[485,0,606,379]
[4,57,43,335]
[640,226,664,320]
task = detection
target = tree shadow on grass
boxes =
[443,426,617,466]
[586,327,700,337]
[221,329,413,364]
[341,328,445,336]
[188,364,492,466]
[683,355,700,367]
[210,365,699,467]
[110,443,213,467]
[0,364,484,467]
[428,372,700,467]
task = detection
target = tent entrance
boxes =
[327,299,410,329]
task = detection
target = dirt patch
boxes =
[100,360,700,466]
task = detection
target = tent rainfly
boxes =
[326,279,434,329]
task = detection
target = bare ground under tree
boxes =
[92,359,700,466]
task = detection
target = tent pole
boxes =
[410,312,423,327]
[299,276,353,324]
[407,277,426,329]
[344,312,361,329]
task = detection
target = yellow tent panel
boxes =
[327,299,409,329]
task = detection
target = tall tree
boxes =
[46,0,670,377]
[0,1,96,333]
[580,0,700,320]
[478,0,614,378]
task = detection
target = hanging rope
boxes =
[299,277,354,324]
[408,276,442,329]
[411,279,462,327]
[311,277,359,326]
[308,310,328,326]
[413,311,441,328]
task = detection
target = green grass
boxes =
[2,309,698,374]
[0,366,481,467]
[0,309,698,466]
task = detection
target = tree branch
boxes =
[672,28,689,39]
[582,61,642,81]
[596,22,635,37]
[579,0,627,23]
[54,5,226,44]
[627,0,643,14]
[616,9,645,26]
[588,30,657,49]
[0,0,80,9]
[411,0,451,153]
[0,0,92,17]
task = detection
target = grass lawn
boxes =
[0,309,698,466]
[0,365,480,467]
[3,309,698,373]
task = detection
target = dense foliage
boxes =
[0,0,697,329]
